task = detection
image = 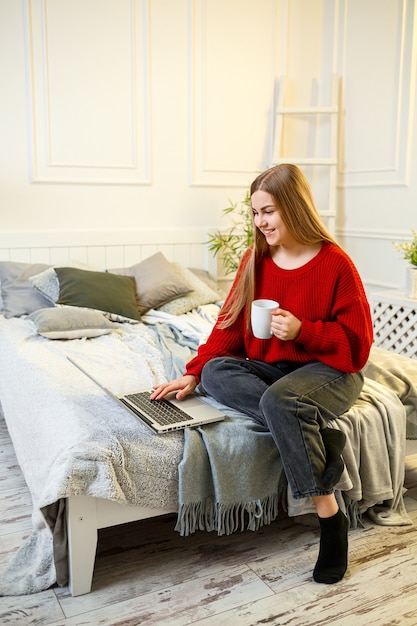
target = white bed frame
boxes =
[0,228,216,596]
[67,497,175,596]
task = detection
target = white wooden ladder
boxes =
[271,75,339,234]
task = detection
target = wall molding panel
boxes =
[338,0,416,188]
[24,0,151,185]
[336,227,412,292]
[189,0,280,187]
[336,227,414,241]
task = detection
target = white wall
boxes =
[335,0,417,295]
[0,0,416,291]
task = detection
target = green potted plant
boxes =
[393,230,417,299]
[207,190,253,276]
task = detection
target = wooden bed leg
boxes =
[66,496,98,596]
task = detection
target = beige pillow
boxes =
[109,252,193,314]
[188,267,227,299]
[157,263,221,315]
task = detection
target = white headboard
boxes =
[0,229,217,275]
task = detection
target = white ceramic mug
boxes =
[251,299,279,339]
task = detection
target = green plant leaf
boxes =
[207,191,254,274]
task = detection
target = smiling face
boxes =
[251,189,296,248]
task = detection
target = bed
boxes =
[0,230,416,597]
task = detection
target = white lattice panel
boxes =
[372,291,417,360]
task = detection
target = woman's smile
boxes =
[251,190,289,246]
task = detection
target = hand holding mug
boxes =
[270,308,302,341]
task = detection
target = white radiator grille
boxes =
[373,298,417,360]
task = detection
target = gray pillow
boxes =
[28,306,114,339]
[0,261,54,318]
[109,252,193,314]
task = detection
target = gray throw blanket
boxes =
[175,401,285,536]
[174,375,412,536]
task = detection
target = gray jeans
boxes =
[200,357,364,499]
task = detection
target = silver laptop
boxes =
[67,357,225,433]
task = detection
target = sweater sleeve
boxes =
[185,318,246,381]
[296,263,374,372]
[185,251,251,381]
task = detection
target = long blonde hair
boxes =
[218,163,339,329]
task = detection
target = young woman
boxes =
[151,163,373,584]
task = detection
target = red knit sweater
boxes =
[186,242,373,380]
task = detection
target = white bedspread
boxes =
[0,314,185,512]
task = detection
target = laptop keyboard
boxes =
[125,392,193,425]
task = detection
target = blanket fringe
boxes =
[342,493,364,529]
[175,492,282,537]
[175,483,367,537]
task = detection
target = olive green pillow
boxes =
[55,267,141,321]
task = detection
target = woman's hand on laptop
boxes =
[150,375,197,401]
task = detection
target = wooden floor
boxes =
[1,413,417,626]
